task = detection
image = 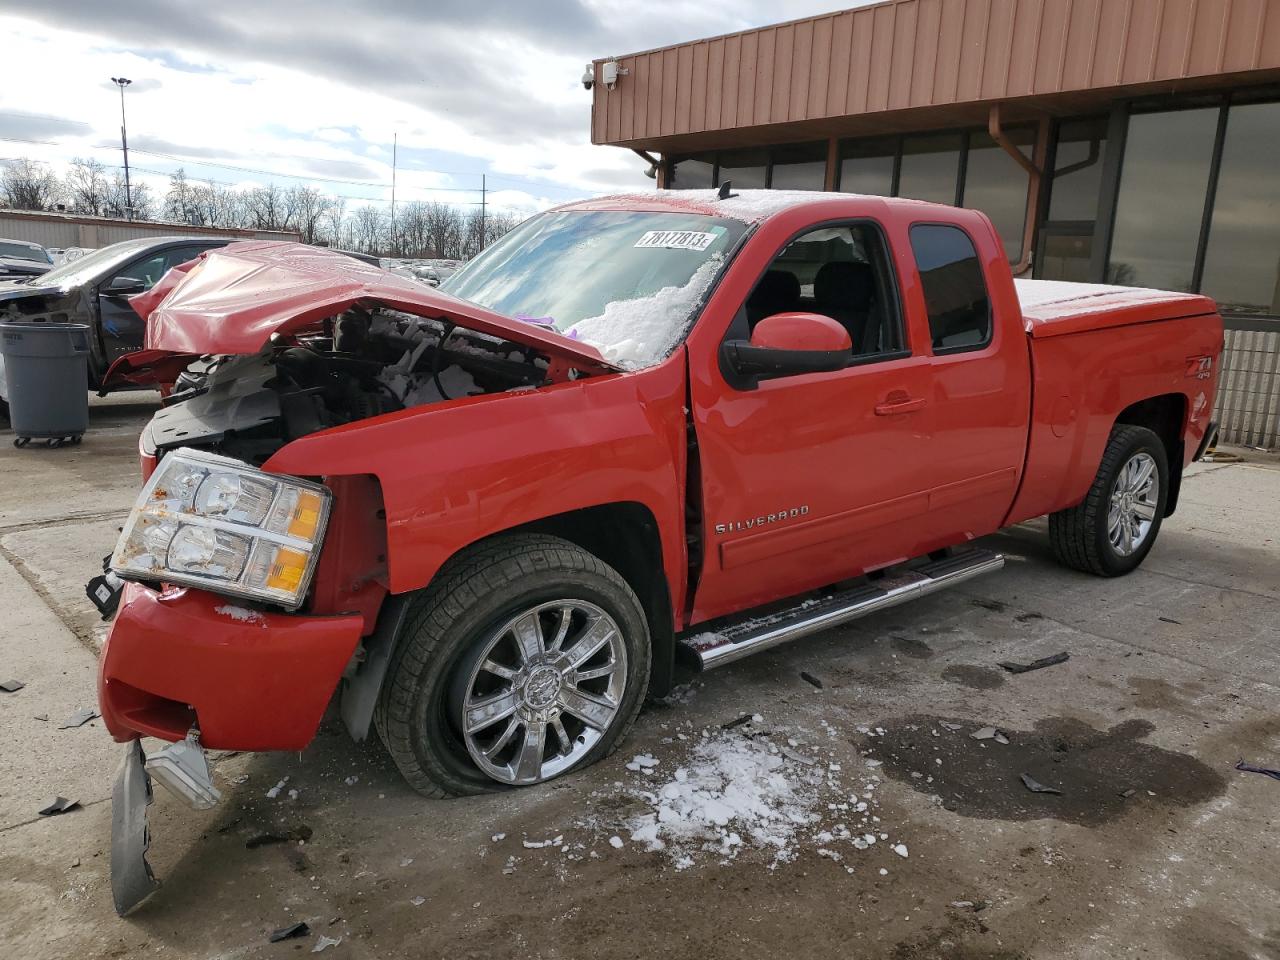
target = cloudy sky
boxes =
[0,1,857,219]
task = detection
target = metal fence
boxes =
[1215,321,1280,449]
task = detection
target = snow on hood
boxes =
[590,188,872,223]
[130,241,618,374]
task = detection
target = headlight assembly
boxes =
[111,449,331,610]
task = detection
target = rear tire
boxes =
[376,534,651,798]
[1049,425,1168,577]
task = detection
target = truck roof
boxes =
[558,189,940,223]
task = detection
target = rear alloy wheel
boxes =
[1049,425,1169,576]
[453,599,628,785]
[377,534,650,797]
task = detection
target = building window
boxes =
[1107,107,1219,290]
[962,130,1033,261]
[837,137,896,196]
[1047,117,1108,222]
[909,224,991,354]
[716,148,769,189]
[669,157,715,189]
[769,142,827,190]
[1200,100,1280,316]
[897,134,963,205]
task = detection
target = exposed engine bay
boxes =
[144,307,556,463]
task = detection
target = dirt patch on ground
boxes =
[869,716,1228,826]
[941,665,1006,690]
[891,635,936,659]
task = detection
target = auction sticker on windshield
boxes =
[634,230,718,251]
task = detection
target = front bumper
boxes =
[99,583,364,751]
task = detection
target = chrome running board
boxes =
[680,548,1004,670]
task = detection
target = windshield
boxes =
[35,238,178,288]
[441,210,746,368]
[0,241,50,264]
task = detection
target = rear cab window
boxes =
[909,224,992,354]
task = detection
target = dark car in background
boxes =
[0,236,233,416]
[0,238,53,280]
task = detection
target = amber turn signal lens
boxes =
[287,490,324,541]
[265,546,309,593]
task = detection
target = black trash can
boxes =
[0,322,91,448]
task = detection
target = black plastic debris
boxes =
[59,707,99,729]
[998,652,1069,674]
[721,714,753,730]
[38,796,81,816]
[269,921,311,942]
[34,713,48,721]
[799,671,824,689]
[1019,773,1062,795]
[1014,612,1044,623]
[1119,788,1137,799]
[0,679,25,693]
[1235,760,1280,782]
[1158,616,1182,625]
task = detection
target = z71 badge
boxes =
[715,506,809,535]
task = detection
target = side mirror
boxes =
[721,312,851,388]
[105,276,147,296]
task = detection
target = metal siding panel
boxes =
[1092,0,1132,87]
[934,0,965,102]
[957,0,992,102]
[869,3,897,111]
[737,30,752,128]
[676,44,695,134]
[1188,0,1232,74]
[1154,0,1196,78]
[660,47,678,137]
[811,16,833,118]
[689,43,709,134]
[1222,0,1264,70]
[722,34,742,130]
[889,0,918,110]
[1121,0,1162,82]
[750,28,771,127]
[772,24,794,126]
[1007,0,1043,95]
[704,39,724,132]
[1033,0,1070,92]
[828,11,854,116]
[792,18,815,121]
[981,0,1016,98]
[1060,0,1100,89]
[1262,0,1280,66]
[605,64,622,144]
[913,0,943,105]
[849,7,877,113]
[620,58,636,141]
[632,55,650,140]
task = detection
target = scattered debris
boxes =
[799,671,824,689]
[247,824,312,848]
[311,935,341,952]
[491,833,506,842]
[1157,616,1182,625]
[939,721,962,731]
[343,776,358,786]
[970,598,1007,612]
[969,727,1009,743]
[951,900,975,909]
[0,679,25,693]
[38,797,80,816]
[410,896,426,906]
[608,836,624,849]
[58,708,98,729]
[892,843,909,858]
[721,714,753,730]
[1235,760,1280,783]
[625,754,659,772]
[1020,773,1062,795]
[1014,612,1045,623]
[400,857,414,867]
[1119,788,1137,799]
[780,746,816,766]
[33,713,48,721]
[522,836,564,849]
[269,922,310,943]
[998,652,1069,674]
[266,776,290,799]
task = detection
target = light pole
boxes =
[111,77,133,221]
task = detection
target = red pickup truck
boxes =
[96,190,1221,912]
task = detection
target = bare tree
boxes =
[0,159,63,211]
[351,204,387,254]
[165,168,197,224]
[322,196,347,247]
[65,158,111,216]
[288,186,328,244]
[423,200,464,259]
[104,172,156,220]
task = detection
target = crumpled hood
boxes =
[0,257,49,277]
[130,241,620,374]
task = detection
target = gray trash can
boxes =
[0,322,90,448]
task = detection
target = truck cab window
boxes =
[909,224,991,353]
[743,223,902,358]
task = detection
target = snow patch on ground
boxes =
[566,256,722,369]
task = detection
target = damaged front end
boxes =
[99,242,620,915]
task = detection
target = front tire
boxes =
[376,534,651,798]
[1049,425,1169,576]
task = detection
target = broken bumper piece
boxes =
[110,740,160,916]
[110,735,223,916]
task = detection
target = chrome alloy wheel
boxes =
[456,600,627,785]
[1108,451,1159,557]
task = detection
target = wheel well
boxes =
[518,503,676,697]
[1115,394,1186,517]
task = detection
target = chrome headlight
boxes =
[111,448,331,610]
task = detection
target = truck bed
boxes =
[1014,278,1218,338]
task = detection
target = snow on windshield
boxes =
[566,256,722,368]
